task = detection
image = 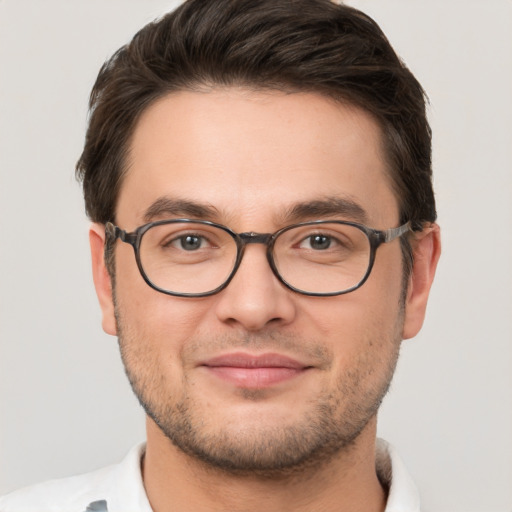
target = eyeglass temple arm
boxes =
[105,222,138,245]
[382,221,413,243]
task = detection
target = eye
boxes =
[300,234,334,250]
[168,234,209,251]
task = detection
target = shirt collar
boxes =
[376,438,421,512]
[99,443,152,512]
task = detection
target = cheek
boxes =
[116,289,212,348]
[114,245,215,353]
[299,284,402,342]
[296,263,404,363]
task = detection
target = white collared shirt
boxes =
[0,439,420,512]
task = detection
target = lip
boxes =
[200,352,312,388]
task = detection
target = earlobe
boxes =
[89,223,117,336]
[402,223,441,340]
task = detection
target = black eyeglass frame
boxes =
[105,219,412,298]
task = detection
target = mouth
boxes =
[199,352,313,388]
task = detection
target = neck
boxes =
[142,418,387,512]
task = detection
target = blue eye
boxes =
[157,227,223,254]
[299,234,334,250]
[177,235,205,251]
[162,234,208,251]
[308,235,331,250]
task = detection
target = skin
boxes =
[90,88,440,512]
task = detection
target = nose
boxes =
[213,244,297,331]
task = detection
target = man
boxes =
[0,0,440,510]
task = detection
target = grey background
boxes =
[1,1,511,511]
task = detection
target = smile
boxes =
[200,352,313,388]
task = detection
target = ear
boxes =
[89,223,117,336]
[402,223,441,340]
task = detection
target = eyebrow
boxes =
[142,195,368,226]
[281,196,369,225]
[143,197,220,222]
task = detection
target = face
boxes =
[91,88,435,475]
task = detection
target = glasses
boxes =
[106,219,411,297]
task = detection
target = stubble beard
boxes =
[115,303,403,478]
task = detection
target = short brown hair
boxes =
[77,0,435,237]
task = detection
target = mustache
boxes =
[180,331,333,369]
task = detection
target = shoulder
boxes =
[0,443,148,512]
[0,465,116,512]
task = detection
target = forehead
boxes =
[118,88,399,229]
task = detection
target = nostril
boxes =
[213,276,297,331]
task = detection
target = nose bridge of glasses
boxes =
[230,231,279,287]
[238,232,273,246]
